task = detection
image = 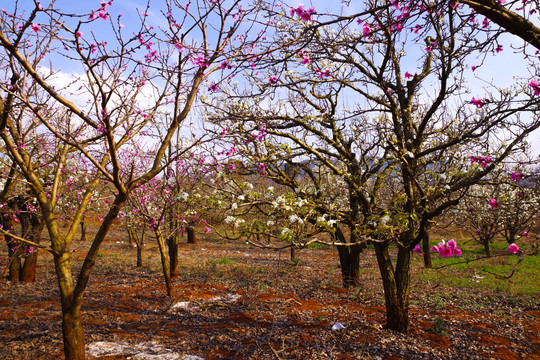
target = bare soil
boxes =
[1,230,539,359]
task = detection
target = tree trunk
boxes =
[2,215,21,281]
[290,245,298,263]
[21,216,45,282]
[61,308,86,360]
[54,248,86,360]
[21,251,38,282]
[79,219,87,242]
[483,237,491,257]
[187,224,196,244]
[335,228,362,288]
[422,233,432,268]
[127,226,144,267]
[154,227,173,296]
[336,244,362,288]
[8,250,21,282]
[136,244,143,267]
[374,243,411,333]
[167,235,178,278]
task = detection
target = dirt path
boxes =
[1,237,539,359]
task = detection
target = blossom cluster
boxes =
[290,5,316,22]
[470,155,491,168]
[429,239,462,258]
[529,79,540,95]
[470,97,489,108]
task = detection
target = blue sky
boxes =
[6,0,540,156]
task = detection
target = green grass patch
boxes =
[244,266,265,274]
[305,242,329,249]
[203,237,223,244]
[207,257,233,266]
[415,249,540,296]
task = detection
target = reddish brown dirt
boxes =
[0,234,539,359]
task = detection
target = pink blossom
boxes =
[76,31,83,38]
[425,42,436,52]
[431,240,462,258]
[204,227,211,234]
[175,43,184,52]
[521,232,529,238]
[412,24,422,34]
[489,198,498,209]
[269,76,278,85]
[31,23,41,32]
[470,97,484,108]
[495,45,503,53]
[511,172,523,181]
[404,72,413,79]
[472,65,478,71]
[508,243,519,254]
[529,79,540,95]
[317,68,331,78]
[97,12,109,20]
[413,244,422,253]
[193,54,208,68]
[258,163,267,175]
[208,83,218,92]
[292,5,316,21]
[363,23,371,37]
[301,55,310,65]
[392,22,403,33]
[439,246,453,258]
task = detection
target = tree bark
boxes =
[336,244,361,288]
[422,233,432,268]
[61,308,86,360]
[483,237,491,257]
[136,244,143,267]
[21,215,45,282]
[187,224,196,244]
[154,227,173,296]
[335,228,363,288]
[290,245,297,263]
[167,235,178,278]
[54,248,86,360]
[8,249,21,282]
[21,251,38,282]
[459,0,540,50]
[79,219,87,242]
[374,243,411,333]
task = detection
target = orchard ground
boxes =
[0,223,539,360]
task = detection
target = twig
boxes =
[269,343,282,360]
[0,228,56,254]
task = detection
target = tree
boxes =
[209,0,540,333]
[455,0,540,49]
[452,164,540,255]
[0,1,267,358]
